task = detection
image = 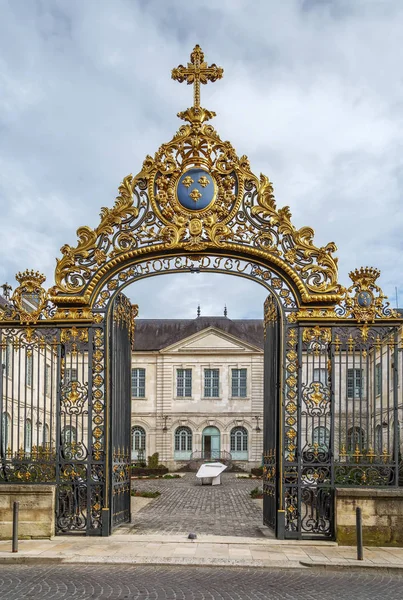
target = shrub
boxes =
[131,490,161,498]
[250,486,263,499]
[147,453,160,469]
[131,465,168,477]
[251,466,263,477]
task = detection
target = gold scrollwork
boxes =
[302,326,331,344]
[0,270,48,324]
[263,295,278,338]
[342,267,398,323]
[113,295,138,344]
[285,327,298,461]
[61,327,89,344]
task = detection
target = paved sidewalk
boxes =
[1,535,403,571]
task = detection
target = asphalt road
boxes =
[0,564,402,600]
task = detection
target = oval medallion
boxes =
[357,291,373,308]
[176,168,216,211]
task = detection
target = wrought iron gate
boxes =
[0,323,105,535]
[108,294,132,531]
[263,315,402,541]
[56,324,104,535]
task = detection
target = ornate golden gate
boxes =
[0,46,401,537]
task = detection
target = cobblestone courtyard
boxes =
[123,472,265,537]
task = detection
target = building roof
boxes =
[133,316,264,351]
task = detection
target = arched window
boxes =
[1,412,11,453]
[24,419,32,454]
[174,426,192,460]
[131,426,146,461]
[43,423,50,446]
[62,425,77,446]
[230,427,248,460]
[313,426,330,450]
[347,427,365,452]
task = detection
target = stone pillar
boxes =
[0,485,56,539]
[336,488,403,546]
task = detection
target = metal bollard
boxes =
[356,506,363,561]
[12,501,19,553]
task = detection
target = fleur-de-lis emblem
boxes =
[189,189,202,202]
[182,176,194,188]
[198,175,209,188]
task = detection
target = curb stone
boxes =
[2,554,403,572]
[300,560,403,573]
[0,555,305,569]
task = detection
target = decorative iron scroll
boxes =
[92,255,297,311]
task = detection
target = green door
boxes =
[202,426,220,459]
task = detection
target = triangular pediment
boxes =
[160,326,262,354]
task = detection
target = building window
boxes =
[313,426,330,450]
[26,353,33,387]
[375,363,381,396]
[1,412,11,452]
[347,426,365,452]
[24,419,32,454]
[65,368,78,384]
[231,369,247,398]
[174,426,192,460]
[62,425,77,446]
[375,424,383,454]
[45,364,51,397]
[43,424,50,446]
[131,368,145,398]
[131,426,146,461]
[5,341,12,377]
[347,369,362,399]
[313,368,327,385]
[204,369,219,398]
[230,427,248,460]
[177,369,192,397]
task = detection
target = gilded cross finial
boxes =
[171,45,223,109]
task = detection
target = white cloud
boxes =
[0,0,402,314]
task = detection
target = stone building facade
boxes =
[130,316,264,471]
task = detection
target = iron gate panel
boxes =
[262,295,282,535]
[281,322,401,540]
[109,294,132,531]
[56,325,104,535]
[0,323,106,535]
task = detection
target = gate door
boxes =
[109,294,132,531]
[262,295,283,536]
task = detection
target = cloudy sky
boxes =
[1,0,402,318]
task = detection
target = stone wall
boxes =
[336,487,403,546]
[0,485,55,539]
